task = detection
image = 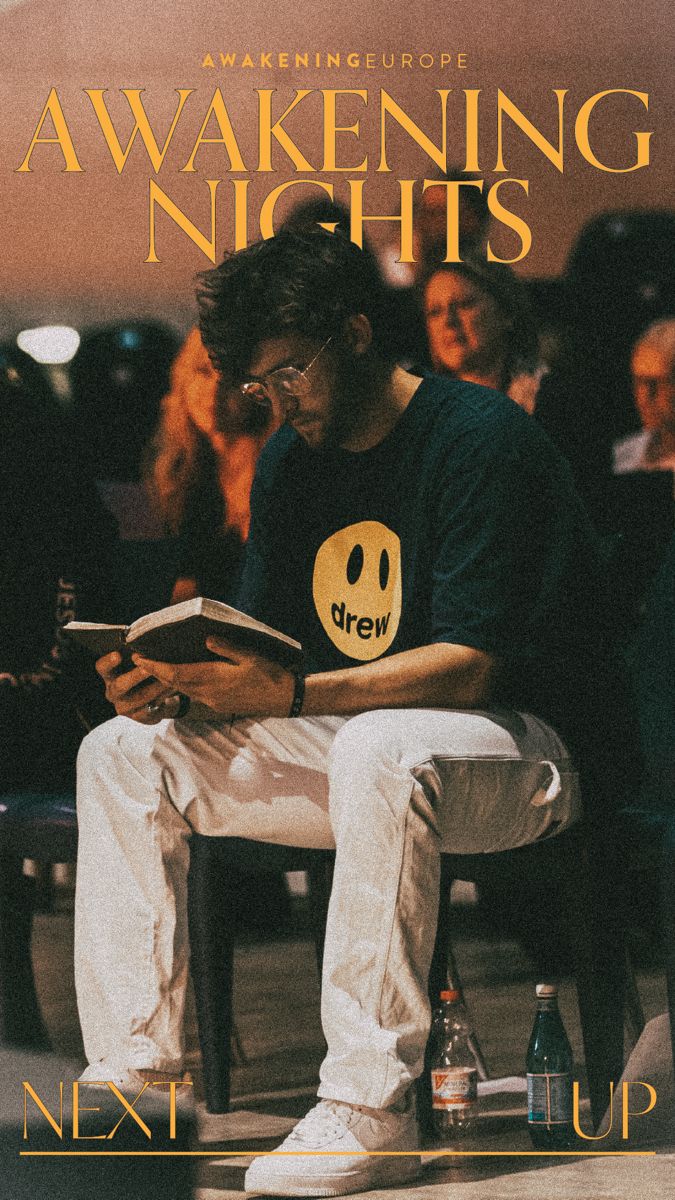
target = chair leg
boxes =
[306,855,333,977]
[564,827,626,1130]
[187,836,238,1113]
[659,816,675,1073]
[624,946,646,1047]
[33,861,56,914]
[0,849,51,1048]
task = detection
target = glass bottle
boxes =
[526,982,575,1149]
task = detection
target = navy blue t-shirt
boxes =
[239,374,628,765]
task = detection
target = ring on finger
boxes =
[146,693,180,717]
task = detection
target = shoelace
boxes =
[288,1100,358,1146]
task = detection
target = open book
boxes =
[64,597,302,669]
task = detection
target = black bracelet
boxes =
[174,693,191,719]
[288,670,305,718]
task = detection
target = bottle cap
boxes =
[536,983,558,998]
[440,988,461,1002]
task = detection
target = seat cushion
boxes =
[0,793,77,862]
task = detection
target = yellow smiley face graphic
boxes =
[312,521,402,661]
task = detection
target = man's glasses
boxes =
[240,336,333,408]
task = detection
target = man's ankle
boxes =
[325,1088,413,1117]
[134,1069,182,1083]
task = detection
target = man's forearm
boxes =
[136,641,497,725]
[302,642,497,717]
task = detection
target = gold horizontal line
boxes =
[20,1150,658,1157]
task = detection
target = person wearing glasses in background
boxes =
[75,231,635,1197]
[613,319,675,477]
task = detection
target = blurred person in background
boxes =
[605,319,675,639]
[0,340,63,422]
[380,168,491,290]
[0,345,115,789]
[148,328,277,605]
[69,321,185,622]
[423,255,544,413]
[69,321,180,542]
[149,329,288,939]
[535,210,675,529]
[380,169,492,367]
[614,319,675,476]
[414,170,491,272]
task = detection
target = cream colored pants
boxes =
[75,707,579,1107]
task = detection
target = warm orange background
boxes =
[0,0,672,331]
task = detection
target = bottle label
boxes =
[527,1072,573,1124]
[431,1067,478,1111]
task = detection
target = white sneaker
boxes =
[79,1062,155,1090]
[244,1095,421,1196]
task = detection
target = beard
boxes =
[311,349,370,450]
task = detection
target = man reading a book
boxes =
[75,231,630,1197]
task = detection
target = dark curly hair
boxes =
[197,229,393,381]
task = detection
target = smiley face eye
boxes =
[346,543,364,585]
[379,549,390,591]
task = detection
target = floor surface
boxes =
[20,887,675,1199]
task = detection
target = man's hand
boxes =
[131,637,295,719]
[96,651,183,724]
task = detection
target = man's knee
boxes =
[77,716,124,773]
[76,716,159,804]
[328,709,454,781]
[329,711,404,777]
[327,712,422,832]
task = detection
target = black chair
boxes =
[0,793,77,1048]
[619,535,675,1068]
[0,799,335,1070]
[187,818,627,1132]
[187,836,335,1110]
[3,792,660,1136]
[619,804,675,1072]
[0,533,183,1047]
[0,796,296,1065]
